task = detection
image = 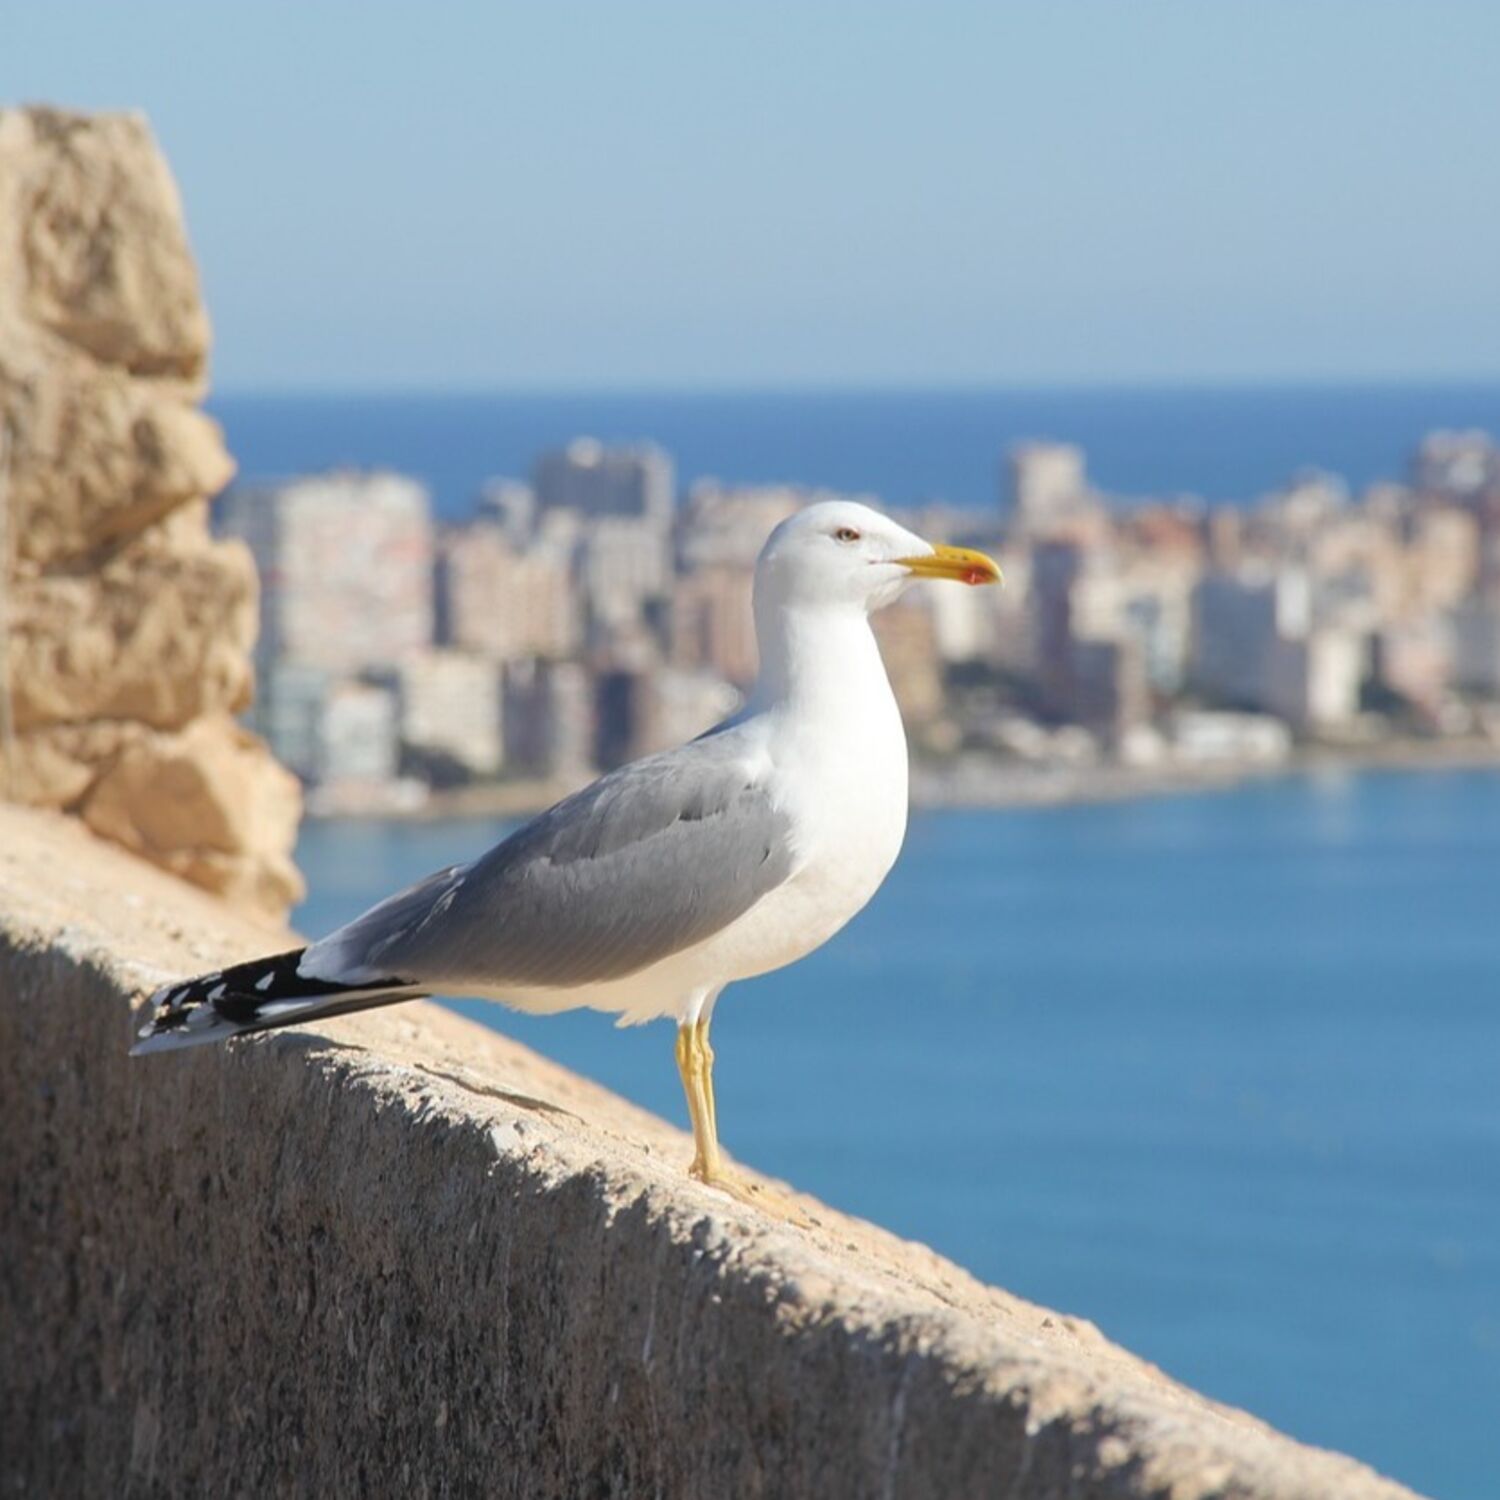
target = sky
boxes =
[7,1,1500,393]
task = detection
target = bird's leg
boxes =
[675,1023,721,1182]
[673,1020,814,1227]
[694,1016,718,1144]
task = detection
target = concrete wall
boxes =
[0,805,1423,1499]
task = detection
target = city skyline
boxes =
[216,423,1500,816]
[8,2,1500,392]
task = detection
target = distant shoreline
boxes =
[304,735,1500,824]
[909,736,1500,811]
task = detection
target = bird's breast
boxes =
[753,697,911,962]
[553,701,910,1016]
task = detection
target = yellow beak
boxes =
[895,542,1003,587]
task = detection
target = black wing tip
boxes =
[134,947,312,1051]
[132,947,421,1055]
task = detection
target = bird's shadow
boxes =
[256,1031,371,1060]
[249,1032,579,1121]
[410,1062,579,1122]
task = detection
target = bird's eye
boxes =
[834,527,861,544]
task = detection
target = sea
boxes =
[210,381,1500,518]
[295,771,1500,1500]
[235,385,1500,1498]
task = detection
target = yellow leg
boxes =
[675,1023,723,1183]
[695,1016,718,1144]
[672,1019,815,1227]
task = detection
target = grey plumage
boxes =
[305,734,796,994]
[136,734,795,1052]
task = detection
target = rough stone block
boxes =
[82,714,305,917]
[7,530,258,732]
[6,106,211,380]
[0,104,303,923]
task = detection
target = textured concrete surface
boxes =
[0,804,1425,1498]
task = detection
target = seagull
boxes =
[133,501,1001,1196]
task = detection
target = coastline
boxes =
[911,735,1500,810]
[304,734,1500,823]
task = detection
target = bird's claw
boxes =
[690,1161,817,1228]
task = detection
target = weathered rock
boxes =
[0,804,1429,1499]
[82,715,305,916]
[0,105,301,919]
[4,106,210,380]
[0,720,140,807]
[2,359,235,565]
[8,529,257,732]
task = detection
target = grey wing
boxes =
[300,737,797,993]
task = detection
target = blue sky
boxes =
[8,2,1500,392]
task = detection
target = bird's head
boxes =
[754,500,1002,614]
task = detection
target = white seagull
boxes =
[134,501,1001,1195]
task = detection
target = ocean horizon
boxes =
[210,380,1500,523]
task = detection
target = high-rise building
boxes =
[1372,620,1451,712]
[591,665,739,768]
[1069,636,1151,740]
[927,568,1003,664]
[1406,506,1480,613]
[648,668,740,756]
[317,679,401,785]
[1189,567,1309,709]
[532,439,675,525]
[1029,539,1086,719]
[436,523,580,661]
[1121,585,1193,696]
[388,650,504,778]
[218,470,434,676]
[256,662,332,781]
[870,602,945,733]
[1004,442,1089,534]
[677,482,805,570]
[1188,566,1364,731]
[1450,600,1500,694]
[1263,631,1364,730]
[1477,493,1500,596]
[671,565,760,687]
[502,659,595,778]
[1026,538,1152,737]
[578,517,673,632]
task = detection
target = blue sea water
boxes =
[211,383,1500,520]
[295,769,1500,1500]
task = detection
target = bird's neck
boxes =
[750,599,899,728]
